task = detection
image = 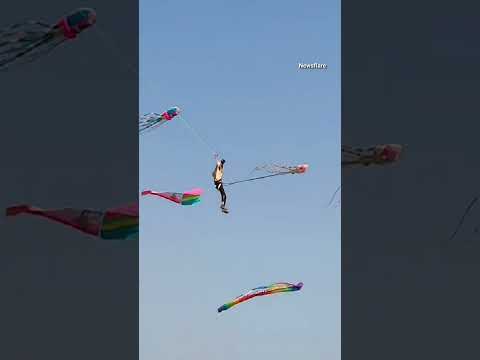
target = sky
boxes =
[140,1,340,360]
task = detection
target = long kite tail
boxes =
[0,31,62,70]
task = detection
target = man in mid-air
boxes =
[212,159,228,213]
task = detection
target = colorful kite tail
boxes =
[181,188,203,206]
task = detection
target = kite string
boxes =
[93,25,169,125]
[93,26,222,160]
[328,184,342,207]
[92,25,140,77]
[448,196,479,242]
[225,173,286,186]
[93,25,158,103]
[179,115,219,159]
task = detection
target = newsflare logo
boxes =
[298,62,328,70]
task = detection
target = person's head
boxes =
[221,159,225,165]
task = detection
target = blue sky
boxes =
[140,1,340,359]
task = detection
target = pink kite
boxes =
[141,188,203,206]
[6,202,138,240]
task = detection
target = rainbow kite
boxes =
[99,203,139,240]
[217,282,303,313]
[6,202,138,240]
[141,188,202,206]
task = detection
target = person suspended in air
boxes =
[212,159,228,213]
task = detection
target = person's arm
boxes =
[212,163,219,178]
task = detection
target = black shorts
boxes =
[214,180,223,190]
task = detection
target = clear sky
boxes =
[140,1,340,359]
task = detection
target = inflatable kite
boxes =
[342,144,403,167]
[252,163,309,175]
[217,282,303,313]
[141,188,202,206]
[330,144,403,207]
[5,202,138,240]
[225,163,309,186]
[0,8,96,70]
[139,107,181,134]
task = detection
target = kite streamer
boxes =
[217,282,303,313]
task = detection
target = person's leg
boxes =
[219,184,227,207]
[215,182,224,207]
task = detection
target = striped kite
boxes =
[217,282,303,313]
